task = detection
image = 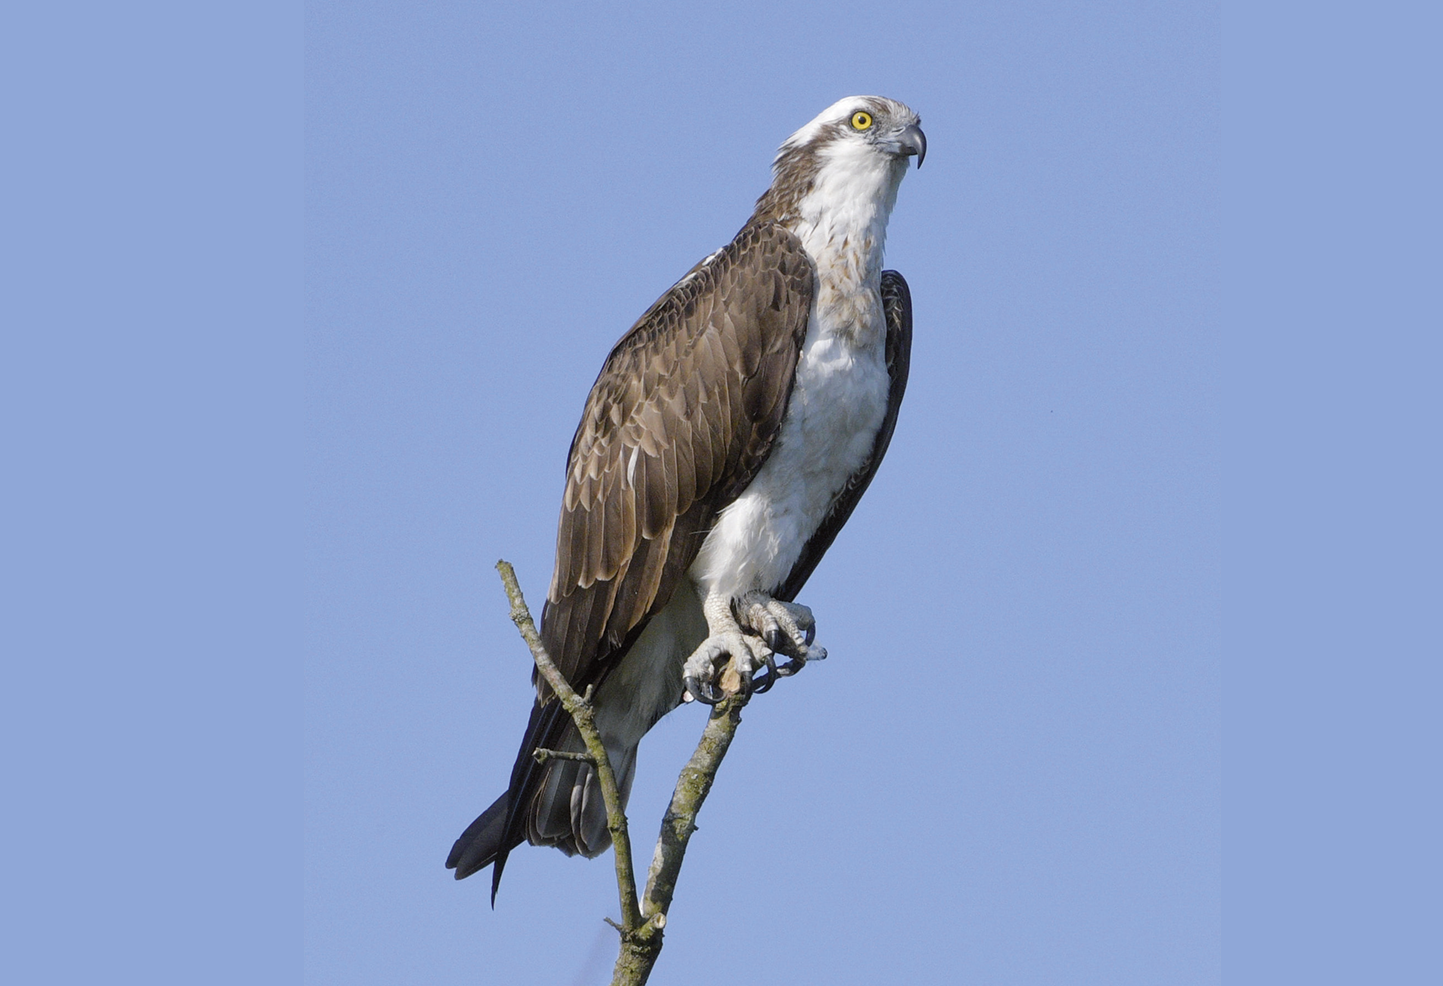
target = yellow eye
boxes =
[850,111,873,131]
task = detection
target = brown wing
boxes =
[776,269,912,601]
[480,223,813,893]
[541,221,814,692]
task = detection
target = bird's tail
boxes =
[527,735,638,859]
[446,791,517,887]
[444,732,639,901]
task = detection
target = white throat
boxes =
[790,147,908,299]
[689,142,907,598]
[783,146,908,351]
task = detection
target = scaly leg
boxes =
[682,590,826,705]
[734,591,826,672]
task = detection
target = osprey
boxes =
[448,96,925,900]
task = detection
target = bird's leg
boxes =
[734,591,826,681]
[682,590,779,706]
[682,590,828,705]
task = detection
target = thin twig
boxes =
[496,559,763,986]
[495,560,642,931]
[532,748,598,766]
[641,697,746,918]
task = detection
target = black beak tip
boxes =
[901,123,927,169]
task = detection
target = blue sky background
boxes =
[5,2,1438,984]
[305,3,1218,984]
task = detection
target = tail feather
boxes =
[445,741,640,902]
[528,733,639,858]
[446,790,521,906]
[447,593,690,900]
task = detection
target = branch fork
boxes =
[496,560,762,986]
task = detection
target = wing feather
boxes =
[672,415,697,508]
[488,224,813,881]
[552,223,813,675]
[598,468,625,581]
[583,486,604,586]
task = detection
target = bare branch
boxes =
[610,682,752,985]
[495,560,642,931]
[642,697,746,918]
[532,748,598,766]
[495,560,763,986]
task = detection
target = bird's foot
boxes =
[735,592,826,680]
[682,629,776,706]
[681,592,827,706]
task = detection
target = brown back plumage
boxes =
[448,238,916,901]
[538,220,815,698]
[464,222,814,894]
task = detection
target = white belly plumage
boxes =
[689,308,891,600]
[595,302,890,751]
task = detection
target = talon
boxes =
[774,654,804,678]
[752,651,779,693]
[734,663,754,697]
[684,673,725,706]
[736,592,816,662]
[777,642,826,677]
[687,591,822,704]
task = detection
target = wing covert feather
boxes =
[539,222,814,696]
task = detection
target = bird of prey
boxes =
[448,96,925,900]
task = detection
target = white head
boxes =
[752,96,925,227]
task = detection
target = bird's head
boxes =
[753,96,925,226]
[780,96,926,170]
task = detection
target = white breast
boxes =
[689,132,907,601]
[689,298,890,600]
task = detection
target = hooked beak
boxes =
[898,123,927,168]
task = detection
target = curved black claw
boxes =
[778,642,824,678]
[684,673,726,707]
[750,651,780,694]
[773,653,807,678]
[763,623,815,661]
